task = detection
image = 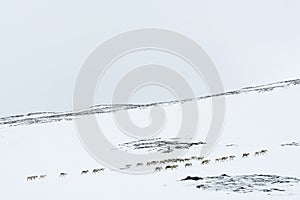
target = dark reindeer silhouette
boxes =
[242,153,250,158]
[221,156,228,161]
[260,149,268,154]
[155,167,163,172]
[165,165,178,170]
[92,168,104,173]
[125,164,132,169]
[201,159,210,165]
[39,175,46,179]
[81,170,89,175]
[229,155,236,160]
[59,172,67,177]
[185,163,192,168]
[27,176,38,181]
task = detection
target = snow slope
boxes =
[0,81,300,200]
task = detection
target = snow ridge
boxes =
[1,78,300,128]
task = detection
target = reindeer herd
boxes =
[27,149,268,181]
[27,175,46,181]
[144,149,268,172]
[27,168,105,181]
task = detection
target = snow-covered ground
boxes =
[1,83,300,200]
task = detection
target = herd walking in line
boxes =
[27,168,105,181]
[137,149,268,172]
[26,149,268,181]
[26,175,46,181]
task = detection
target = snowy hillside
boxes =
[1,80,300,200]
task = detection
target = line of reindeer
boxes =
[27,149,268,180]
[27,168,105,181]
[27,175,46,181]
[143,149,268,172]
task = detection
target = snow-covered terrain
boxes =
[1,80,300,200]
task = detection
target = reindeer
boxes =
[160,160,166,164]
[221,156,229,162]
[171,165,178,170]
[39,175,46,179]
[147,161,159,166]
[191,156,198,160]
[59,172,67,177]
[152,161,159,165]
[229,155,236,160]
[196,156,204,161]
[27,176,35,181]
[185,163,192,168]
[92,169,100,174]
[254,151,261,156]
[125,164,132,168]
[136,163,143,167]
[215,158,222,163]
[242,153,250,158]
[155,167,163,172]
[165,165,172,170]
[92,168,104,173]
[201,159,210,165]
[81,170,89,175]
[260,149,268,155]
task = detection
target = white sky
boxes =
[1,0,300,116]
